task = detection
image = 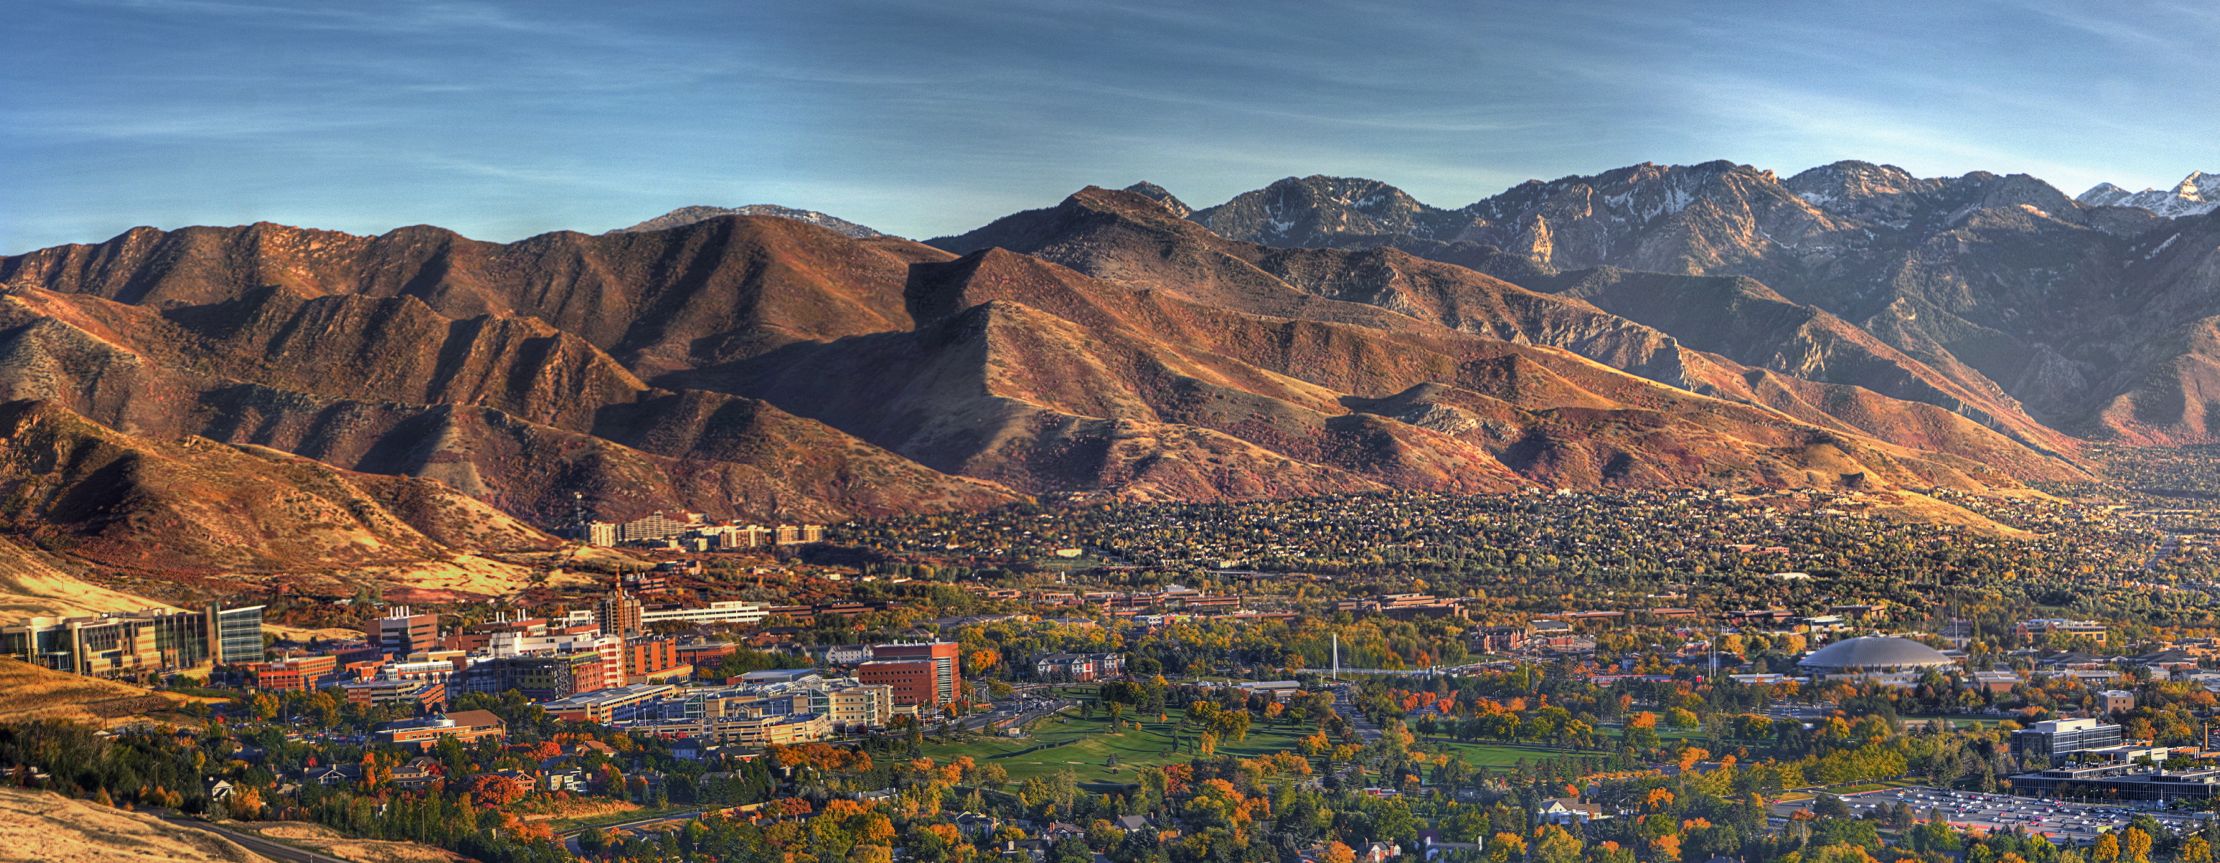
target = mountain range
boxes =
[4,157,2219,597]
[1185,162,2220,446]
[2077,172,2219,219]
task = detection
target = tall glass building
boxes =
[212,604,266,665]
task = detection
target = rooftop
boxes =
[1798,636,1955,671]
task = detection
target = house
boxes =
[573,739,617,757]
[955,812,1001,840]
[1419,833,1481,862]
[1041,822,1087,843]
[391,757,443,790]
[1537,797,1609,826]
[206,779,234,801]
[1359,842,1401,863]
[544,765,589,793]
[308,763,363,787]
[1299,843,1400,863]
[1114,815,1150,833]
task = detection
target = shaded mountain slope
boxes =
[929,187,2077,479]
[0,398,554,578]
[0,282,1017,526]
[1187,160,2220,445]
[706,239,2072,502]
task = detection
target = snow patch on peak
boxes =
[2076,172,2220,218]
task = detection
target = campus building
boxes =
[582,516,825,550]
[1,604,264,677]
[858,641,962,708]
[589,675,892,744]
[636,601,770,628]
[460,651,609,700]
[248,654,339,691]
[597,581,644,637]
[623,637,687,683]
[826,683,893,730]
[371,710,508,749]
[338,678,447,712]
[1796,636,1956,681]
[541,683,679,724]
[377,608,440,656]
[2011,718,2128,769]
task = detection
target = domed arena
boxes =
[1797,636,1955,674]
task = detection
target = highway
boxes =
[155,814,355,863]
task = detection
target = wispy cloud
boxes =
[7,0,2218,249]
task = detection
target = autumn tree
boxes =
[1532,825,1583,863]
[2121,826,2151,863]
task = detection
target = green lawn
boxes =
[922,705,1612,788]
[1423,739,1605,769]
[920,709,1311,787]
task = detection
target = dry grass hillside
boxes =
[0,787,273,863]
[0,535,170,618]
[0,659,221,729]
[0,398,577,604]
[228,821,461,863]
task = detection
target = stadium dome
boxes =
[1797,636,1954,672]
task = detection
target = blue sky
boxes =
[4,0,2216,252]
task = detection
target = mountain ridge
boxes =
[9,156,2204,596]
[609,204,885,238]
[2077,171,2220,218]
[1173,161,2220,445]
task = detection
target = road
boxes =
[958,695,1073,733]
[2142,533,2185,572]
[1331,685,1383,742]
[559,807,709,853]
[155,814,354,863]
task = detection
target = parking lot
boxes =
[1817,787,2208,846]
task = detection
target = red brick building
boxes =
[858,641,961,708]
[675,640,737,670]
[248,654,339,691]
[623,637,683,681]
[376,610,440,656]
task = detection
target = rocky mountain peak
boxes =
[2073,171,2220,218]
[609,204,884,238]
[1190,175,1469,246]
[1784,160,1925,206]
[1121,182,1192,218]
